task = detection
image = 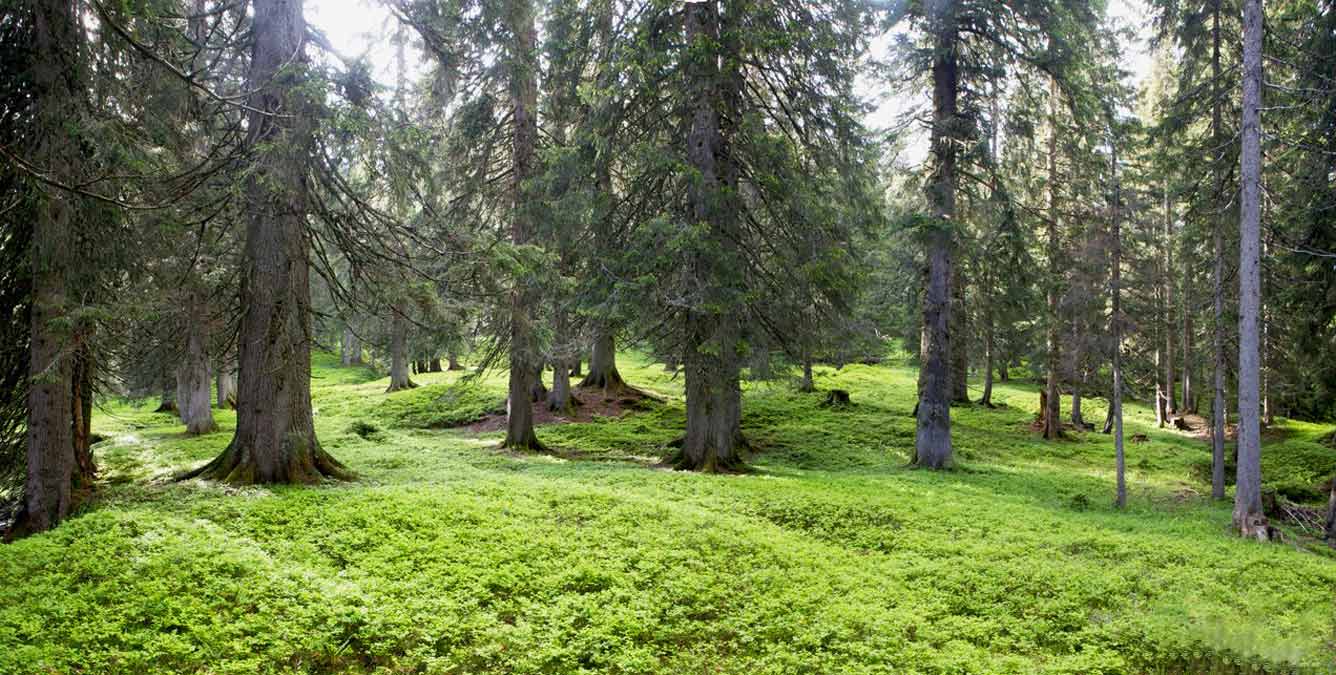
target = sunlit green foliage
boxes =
[2,352,1333,674]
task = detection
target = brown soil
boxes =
[463,385,660,433]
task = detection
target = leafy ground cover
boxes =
[2,352,1334,674]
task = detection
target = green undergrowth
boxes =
[2,351,1334,674]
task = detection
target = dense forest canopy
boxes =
[1,0,1336,671]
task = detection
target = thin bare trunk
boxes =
[1111,141,1126,509]
[1234,0,1268,539]
[1043,76,1062,441]
[1164,185,1177,416]
[1211,0,1226,497]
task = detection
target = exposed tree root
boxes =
[176,438,353,484]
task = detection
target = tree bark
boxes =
[1043,76,1063,441]
[1234,0,1268,539]
[1164,185,1177,416]
[980,288,994,407]
[502,0,544,451]
[341,324,362,367]
[447,352,463,371]
[70,338,96,487]
[386,310,416,392]
[216,363,236,410]
[1211,0,1228,500]
[675,0,746,472]
[180,0,348,485]
[1111,139,1127,508]
[950,265,969,404]
[799,356,816,393]
[429,358,443,373]
[176,290,217,435]
[914,2,957,469]
[19,0,85,535]
[578,330,628,394]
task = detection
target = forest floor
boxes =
[2,351,1335,674]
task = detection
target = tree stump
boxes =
[821,390,852,408]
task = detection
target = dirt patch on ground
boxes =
[463,386,661,433]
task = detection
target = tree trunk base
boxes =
[820,390,852,408]
[666,435,749,473]
[177,438,352,484]
[386,379,418,393]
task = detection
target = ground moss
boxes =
[2,351,1333,674]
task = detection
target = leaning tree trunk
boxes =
[675,0,746,472]
[1233,0,1268,540]
[180,0,348,485]
[913,2,958,469]
[176,291,216,435]
[1210,0,1228,500]
[1043,76,1062,441]
[502,0,544,451]
[386,310,416,392]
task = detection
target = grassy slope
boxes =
[1,352,1334,675]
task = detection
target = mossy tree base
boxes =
[178,437,352,485]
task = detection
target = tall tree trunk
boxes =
[448,352,463,371]
[1043,76,1062,441]
[676,0,746,472]
[177,291,217,435]
[180,0,348,485]
[429,358,442,373]
[216,362,236,410]
[341,324,361,367]
[950,266,969,403]
[980,290,994,407]
[1163,185,1177,416]
[19,0,85,535]
[1234,0,1268,540]
[914,2,957,469]
[503,0,543,451]
[1182,286,1195,413]
[1211,0,1226,498]
[386,311,416,392]
[799,355,815,393]
[1111,141,1126,508]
